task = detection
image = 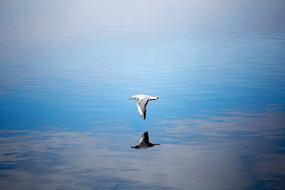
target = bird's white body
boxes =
[129,94,158,120]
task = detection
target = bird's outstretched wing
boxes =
[136,98,149,119]
[139,132,149,143]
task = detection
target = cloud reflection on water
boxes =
[1,110,285,189]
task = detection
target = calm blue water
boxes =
[1,0,285,189]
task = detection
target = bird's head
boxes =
[129,96,135,100]
[129,96,139,101]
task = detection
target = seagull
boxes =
[131,131,160,149]
[129,94,158,120]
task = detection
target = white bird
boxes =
[129,94,159,120]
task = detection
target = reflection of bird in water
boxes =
[132,131,160,149]
[129,94,159,120]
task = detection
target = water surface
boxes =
[1,0,285,189]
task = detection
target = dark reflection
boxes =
[131,131,160,149]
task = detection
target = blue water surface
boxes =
[1,0,285,189]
